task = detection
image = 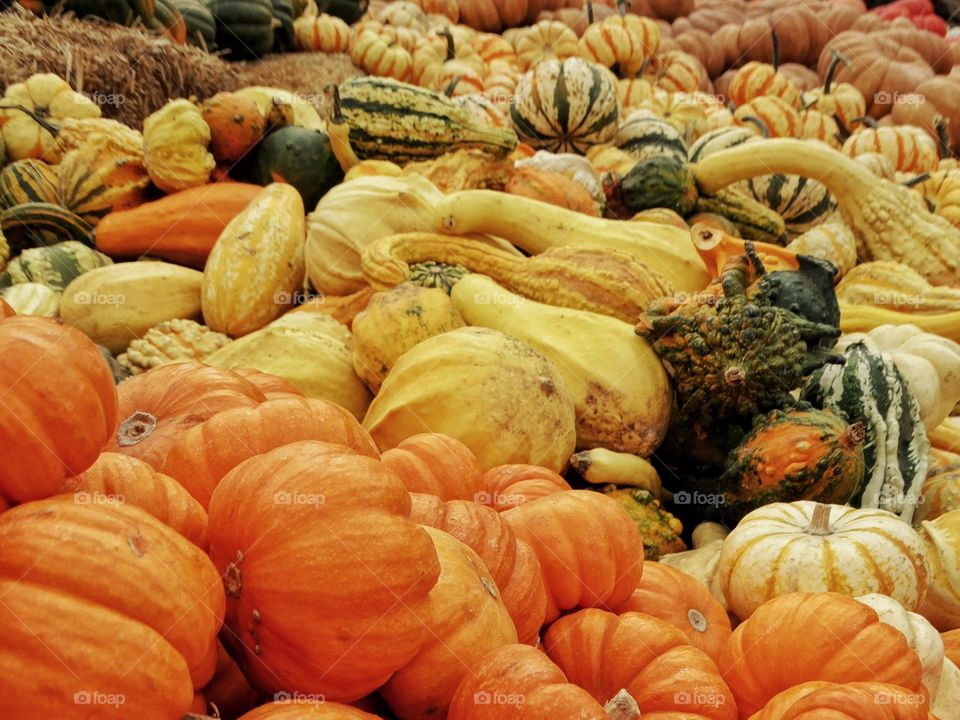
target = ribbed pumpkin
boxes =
[200,92,266,165]
[207,441,441,701]
[0,159,59,207]
[143,99,215,193]
[615,113,687,164]
[294,12,352,52]
[0,316,117,504]
[513,19,579,70]
[214,0,276,58]
[578,16,647,78]
[0,240,112,293]
[235,702,384,718]
[202,183,306,337]
[510,57,620,154]
[170,0,216,49]
[479,464,571,511]
[733,95,799,138]
[381,433,483,501]
[0,497,224,717]
[917,510,960,630]
[751,681,934,720]
[504,166,600,215]
[843,124,939,174]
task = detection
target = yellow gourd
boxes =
[142,99,215,193]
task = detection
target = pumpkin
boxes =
[578,16,647,78]
[143,99,215,193]
[207,440,441,701]
[294,11,352,51]
[919,469,960,523]
[607,561,731,664]
[199,643,260,720]
[0,281,58,317]
[202,183,305,337]
[892,75,960,155]
[446,644,609,719]
[409,495,547,645]
[651,50,704,95]
[502,490,642,623]
[381,527,518,719]
[0,72,101,162]
[214,0,276,58]
[728,32,800,109]
[363,327,577,473]
[479,463,571,511]
[0,240,112,294]
[797,108,841,148]
[381,433,482,501]
[504,166,600,215]
[350,28,415,82]
[0,316,117,504]
[719,592,926,717]
[802,50,866,134]
[750,681,934,720]
[63,452,208,548]
[235,703,384,718]
[913,169,960,229]
[718,501,929,620]
[200,92,266,165]
[0,497,224,716]
[457,0,527,32]
[918,510,960,630]
[0,296,13,318]
[544,609,736,718]
[733,95,799,137]
[116,318,231,375]
[0,158,59,207]
[230,366,304,400]
[843,124,939,173]
[510,57,620,154]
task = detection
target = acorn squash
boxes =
[243,126,342,209]
[0,241,113,293]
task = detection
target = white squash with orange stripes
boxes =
[843,125,939,174]
[513,20,578,70]
[797,108,841,148]
[914,169,960,228]
[733,95,799,138]
[293,13,352,53]
[350,29,415,82]
[470,32,516,66]
[578,17,649,79]
[718,501,929,621]
[652,51,701,94]
[728,61,800,109]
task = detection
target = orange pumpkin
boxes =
[160,396,380,508]
[505,166,600,215]
[446,644,609,719]
[843,124,939,173]
[728,33,800,109]
[0,316,117,504]
[502,490,642,622]
[734,95,799,137]
[607,561,732,663]
[797,108,841,147]
[207,441,441,702]
[63,452,208,548]
[351,29,415,82]
[0,297,14,317]
[409,494,548,645]
[457,0,528,33]
[653,50,704,95]
[479,463,572,511]
[200,92,266,165]
[514,19,579,70]
[750,681,933,720]
[381,433,485,501]
[294,13,354,53]
[236,702,384,718]
[200,643,261,720]
[544,609,736,719]
[230,367,304,400]
[719,592,926,717]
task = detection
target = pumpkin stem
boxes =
[901,173,930,189]
[615,0,627,17]
[0,103,61,138]
[738,115,771,139]
[223,553,244,599]
[586,0,594,23]
[934,115,952,160]
[770,29,780,71]
[443,74,462,97]
[823,49,849,95]
[806,503,833,535]
[604,690,640,720]
[438,27,456,61]
[850,115,878,129]
[833,112,852,143]
[842,421,866,449]
[325,84,360,173]
[116,411,158,446]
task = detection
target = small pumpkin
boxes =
[293,11,353,51]
[733,95,799,137]
[381,433,483,501]
[479,463,571,511]
[728,32,800,109]
[513,19,579,70]
[504,166,600,215]
[0,159,59,207]
[214,0,276,58]
[350,28,415,82]
[244,126,343,210]
[143,99,215,193]
[200,92,266,165]
[843,123,939,174]
[751,681,935,720]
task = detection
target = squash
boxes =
[386,435,483,502]
[204,312,371,420]
[171,0,216,48]
[202,183,306,338]
[505,167,600,215]
[360,232,673,324]
[56,138,150,225]
[836,261,960,314]
[917,510,960,630]
[232,86,325,132]
[578,15,649,78]
[433,189,711,294]
[243,126,343,209]
[60,261,204,353]
[149,0,188,42]
[351,282,464,394]
[0,202,94,253]
[569,447,660,495]
[214,0,276,58]
[363,327,577,473]
[750,681,935,720]
[349,27,415,83]
[451,274,670,457]
[614,113,687,164]
[510,57,619,154]
[270,0,296,51]
[294,12,352,52]
[839,304,960,342]
[0,159,59,207]
[728,32,800,108]
[142,99,215,193]
[0,231,7,274]
[843,124,939,174]
[618,155,699,217]
[199,92,266,165]
[733,95,799,138]
[0,240,112,293]
[802,341,930,523]
[919,469,960,523]
[117,318,231,375]
[690,187,788,245]
[94,182,263,268]
[786,218,858,277]
[913,169,960,229]
[0,282,59,317]
[600,487,685,560]
[718,502,929,620]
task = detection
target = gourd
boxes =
[718,502,929,620]
[360,232,674,324]
[171,0,217,49]
[433,190,711,294]
[839,304,960,342]
[0,240,113,293]
[1,202,94,254]
[802,341,930,523]
[919,469,960,522]
[843,123,939,174]
[691,138,960,287]
[728,32,800,108]
[600,487,685,560]
[214,0,276,58]
[614,114,687,164]
[451,274,671,457]
[617,154,699,217]
[0,159,59,207]
[362,327,577,473]
[232,86,325,131]
[117,318,232,375]
[570,447,661,495]
[0,282,59,317]
[917,510,960,630]
[202,183,305,338]
[351,282,464,394]
[244,126,343,210]
[56,135,150,224]
[142,99,215,193]
[294,12,352,52]
[505,167,600,215]
[578,16,650,78]
[786,219,858,276]
[836,261,960,313]
[204,312,371,420]
[199,92,266,165]
[60,261,204,353]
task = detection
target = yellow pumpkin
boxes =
[142,100,215,194]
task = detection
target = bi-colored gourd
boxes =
[0,241,113,293]
[142,99,215,193]
[837,261,960,314]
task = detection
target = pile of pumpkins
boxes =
[5,0,960,716]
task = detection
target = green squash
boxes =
[693,189,787,245]
[56,0,155,24]
[0,241,114,293]
[170,0,216,48]
[245,126,343,210]
[271,0,295,52]
[600,487,685,561]
[620,155,698,216]
[616,115,688,164]
[213,0,275,59]
[0,160,60,209]
[315,0,367,24]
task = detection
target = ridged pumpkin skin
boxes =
[381,433,483,501]
[237,702,383,718]
[719,592,926,717]
[479,464,571,511]
[202,183,306,337]
[160,397,379,508]
[200,92,266,165]
[207,441,441,702]
[750,681,933,720]
[0,159,59,207]
[0,498,225,716]
[721,408,866,520]
[63,452,209,548]
[0,316,117,503]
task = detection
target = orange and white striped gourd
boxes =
[470,32,517,66]
[350,29,415,82]
[843,124,939,174]
[374,0,430,31]
[802,50,866,132]
[728,33,800,109]
[293,13,352,52]
[650,50,701,94]
[797,109,841,148]
[514,20,578,70]
[734,95,799,138]
[914,169,960,227]
[578,16,647,78]
[412,0,459,22]
[616,78,654,109]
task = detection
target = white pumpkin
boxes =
[718,501,929,620]
[919,510,960,631]
[659,522,729,612]
[933,658,960,719]
[856,593,945,698]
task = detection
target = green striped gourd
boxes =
[510,57,619,154]
[170,0,216,48]
[0,203,94,253]
[337,77,517,163]
[687,126,757,164]
[0,241,113,293]
[693,189,788,245]
[57,140,150,225]
[801,341,929,524]
[214,0,275,59]
[271,0,296,51]
[0,229,8,273]
[0,160,60,208]
[0,282,59,317]
[615,113,687,164]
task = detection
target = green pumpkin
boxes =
[271,0,295,52]
[213,0,275,59]
[0,241,113,293]
[314,0,366,23]
[620,155,698,216]
[58,0,155,24]
[245,126,343,210]
[170,0,216,48]
[616,115,687,164]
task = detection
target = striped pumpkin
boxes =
[914,169,960,227]
[0,203,94,254]
[617,78,655,109]
[842,125,939,174]
[0,160,59,208]
[733,95,799,138]
[613,14,660,58]
[510,57,619,154]
[786,219,858,277]
[728,61,800,109]
[578,17,646,78]
[57,140,151,225]
[802,342,930,525]
[614,114,687,164]
[797,109,841,148]
[0,241,113,293]
[432,62,486,96]
[687,125,757,163]
[169,0,216,50]
[737,173,836,237]
[470,32,516,66]
[350,29,414,82]
[294,13,352,52]
[513,20,578,70]
[651,50,701,95]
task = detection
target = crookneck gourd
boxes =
[692,138,960,286]
[636,242,843,441]
[360,232,675,323]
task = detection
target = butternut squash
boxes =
[94,183,263,268]
[360,232,674,323]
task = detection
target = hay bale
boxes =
[233,51,363,115]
